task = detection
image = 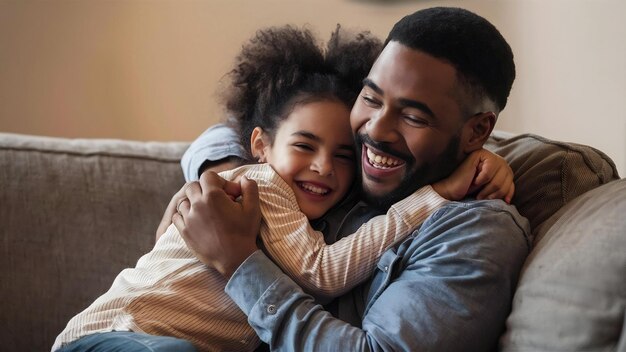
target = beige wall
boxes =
[500,1,626,178]
[1,0,624,176]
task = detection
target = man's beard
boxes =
[355,133,462,210]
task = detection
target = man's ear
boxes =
[460,112,496,154]
[250,127,269,163]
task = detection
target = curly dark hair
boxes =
[386,7,515,113]
[221,25,382,158]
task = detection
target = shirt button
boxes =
[267,304,277,315]
[383,265,389,272]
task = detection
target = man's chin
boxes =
[361,181,414,211]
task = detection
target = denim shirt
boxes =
[226,200,530,351]
[181,123,248,181]
[184,124,532,351]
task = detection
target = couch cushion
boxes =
[500,178,626,351]
[0,133,188,352]
[485,131,619,238]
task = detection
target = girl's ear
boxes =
[250,127,269,163]
[460,112,496,154]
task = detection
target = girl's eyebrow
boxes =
[291,130,320,142]
[292,131,354,152]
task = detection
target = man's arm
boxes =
[224,202,530,351]
[156,123,249,240]
[180,123,249,182]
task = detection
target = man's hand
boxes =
[173,171,261,278]
[155,183,191,242]
[433,149,514,203]
[155,157,245,241]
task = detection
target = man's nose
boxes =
[365,108,398,143]
[311,154,334,176]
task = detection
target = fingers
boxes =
[471,149,516,203]
[475,168,502,199]
[165,183,193,239]
[172,211,185,233]
[156,197,177,240]
[476,182,498,200]
[472,150,503,187]
[505,181,515,204]
[223,178,243,199]
[172,194,189,233]
[184,181,202,202]
[477,169,514,201]
[472,159,490,186]
[156,183,191,241]
[480,183,514,203]
[491,171,515,203]
[502,182,515,204]
[199,171,224,191]
[177,197,190,216]
[240,176,260,220]
[199,170,242,200]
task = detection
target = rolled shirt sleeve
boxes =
[225,200,531,351]
[181,123,248,182]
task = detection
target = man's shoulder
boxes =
[418,198,532,250]
[430,198,528,228]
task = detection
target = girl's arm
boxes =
[250,149,512,299]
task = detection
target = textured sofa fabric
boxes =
[0,130,623,351]
[0,133,188,351]
[484,132,619,236]
[501,179,626,351]
[485,132,624,351]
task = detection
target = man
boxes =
[170,7,530,351]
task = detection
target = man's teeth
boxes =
[301,183,329,195]
[366,148,401,169]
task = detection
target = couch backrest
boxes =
[0,133,189,352]
[484,131,619,241]
[0,131,620,351]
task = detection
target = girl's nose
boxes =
[311,154,333,176]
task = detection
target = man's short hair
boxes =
[386,7,515,112]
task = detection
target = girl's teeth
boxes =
[302,183,328,195]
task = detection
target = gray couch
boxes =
[1,130,624,351]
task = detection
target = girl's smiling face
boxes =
[252,100,356,220]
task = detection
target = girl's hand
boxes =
[433,149,514,203]
[471,149,515,203]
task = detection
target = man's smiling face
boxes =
[350,41,468,208]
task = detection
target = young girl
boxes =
[54,26,513,352]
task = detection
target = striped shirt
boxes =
[53,163,447,352]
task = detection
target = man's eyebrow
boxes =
[398,98,435,118]
[292,131,354,152]
[363,78,435,119]
[363,78,383,95]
